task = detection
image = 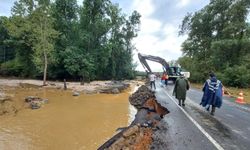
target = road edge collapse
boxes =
[98,85,169,150]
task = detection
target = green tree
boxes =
[0,17,15,63]
[5,0,36,77]
[51,0,78,78]
[79,0,113,79]
[1,0,140,81]
[121,11,141,79]
[179,0,250,87]
[31,0,58,85]
[5,0,58,83]
[106,6,140,79]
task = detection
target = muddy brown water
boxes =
[0,87,135,150]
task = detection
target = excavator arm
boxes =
[138,53,189,81]
[138,53,169,73]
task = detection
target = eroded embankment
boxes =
[98,85,169,150]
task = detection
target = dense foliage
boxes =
[0,0,141,84]
[179,0,250,88]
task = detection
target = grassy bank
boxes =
[191,83,250,104]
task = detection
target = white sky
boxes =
[110,0,211,71]
[0,0,211,71]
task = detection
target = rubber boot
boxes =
[211,106,216,116]
[182,99,185,106]
[206,105,210,111]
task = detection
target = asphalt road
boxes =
[153,80,250,150]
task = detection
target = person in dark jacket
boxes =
[200,72,223,115]
[173,73,190,106]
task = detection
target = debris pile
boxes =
[129,85,155,109]
[98,85,169,150]
[72,81,130,95]
[107,125,153,150]
[25,96,48,109]
[99,81,130,94]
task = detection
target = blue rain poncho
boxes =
[200,77,223,108]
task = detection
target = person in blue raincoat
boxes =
[200,72,223,115]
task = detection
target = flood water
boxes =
[0,87,135,150]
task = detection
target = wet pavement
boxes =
[154,80,250,150]
[155,83,217,150]
[185,88,250,150]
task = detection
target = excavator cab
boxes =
[168,67,181,75]
[168,67,182,82]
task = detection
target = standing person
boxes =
[64,79,67,90]
[200,72,223,116]
[173,73,190,106]
[149,73,156,90]
[161,73,166,87]
[165,73,169,86]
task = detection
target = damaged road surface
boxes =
[160,81,250,150]
[99,80,250,150]
[155,85,218,150]
[99,84,217,150]
[99,82,221,150]
[98,85,169,149]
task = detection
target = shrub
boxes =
[0,60,22,76]
[220,65,250,88]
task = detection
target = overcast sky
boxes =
[0,0,210,71]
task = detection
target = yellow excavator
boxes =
[138,53,190,82]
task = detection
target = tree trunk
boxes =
[43,51,47,86]
[43,14,47,86]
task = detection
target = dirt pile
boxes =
[129,85,155,109]
[98,85,169,150]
